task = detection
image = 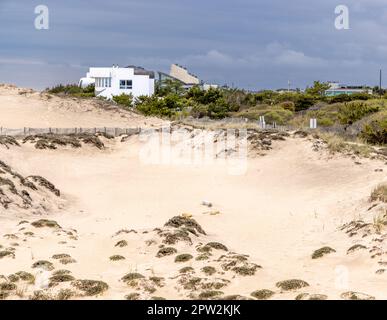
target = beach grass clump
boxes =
[125,293,141,300]
[26,176,61,196]
[179,267,195,274]
[340,291,375,300]
[31,260,54,271]
[52,253,71,260]
[149,277,165,287]
[156,247,177,258]
[0,282,17,291]
[198,290,223,300]
[370,184,387,203]
[7,274,19,282]
[52,270,71,276]
[175,254,193,263]
[15,271,35,283]
[295,293,328,300]
[161,230,192,245]
[29,290,55,300]
[71,280,109,296]
[164,216,206,235]
[121,273,145,283]
[232,264,261,276]
[311,247,336,259]
[49,274,75,287]
[56,289,75,300]
[59,257,77,265]
[251,289,275,300]
[109,255,125,261]
[347,244,367,254]
[222,295,251,300]
[205,242,228,251]
[0,291,9,300]
[196,254,210,261]
[180,277,202,291]
[201,266,216,276]
[0,250,15,259]
[31,219,61,229]
[276,279,309,291]
[115,240,128,248]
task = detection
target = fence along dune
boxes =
[0,127,142,137]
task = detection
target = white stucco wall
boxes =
[86,67,154,99]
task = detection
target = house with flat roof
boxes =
[325,82,372,96]
[79,65,155,99]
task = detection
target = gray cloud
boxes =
[0,0,386,90]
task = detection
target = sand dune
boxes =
[0,126,386,300]
[0,86,386,300]
[0,84,165,128]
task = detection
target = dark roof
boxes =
[126,65,155,79]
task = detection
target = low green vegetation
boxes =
[48,80,386,146]
[112,93,133,108]
[47,84,95,98]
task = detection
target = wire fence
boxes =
[0,121,348,137]
[176,117,349,134]
[0,127,142,137]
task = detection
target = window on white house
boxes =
[120,80,132,89]
[96,77,111,88]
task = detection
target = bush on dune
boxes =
[233,105,293,125]
[360,110,387,145]
[112,93,133,108]
[47,84,95,98]
[338,101,380,125]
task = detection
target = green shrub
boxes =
[360,112,387,145]
[190,103,209,118]
[234,106,293,125]
[350,93,373,101]
[135,94,183,118]
[338,101,380,125]
[47,84,95,98]
[279,101,295,112]
[264,109,294,125]
[318,117,335,126]
[294,94,316,111]
[328,94,352,104]
[113,93,133,108]
[208,99,230,119]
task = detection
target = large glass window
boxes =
[119,80,133,89]
[96,77,111,88]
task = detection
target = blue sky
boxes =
[1,0,387,90]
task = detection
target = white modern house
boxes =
[79,65,155,99]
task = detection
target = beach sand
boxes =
[0,85,386,300]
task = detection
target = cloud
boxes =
[0,57,45,66]
[0,0,387,89]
